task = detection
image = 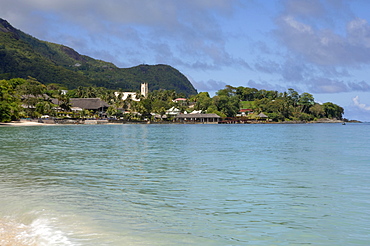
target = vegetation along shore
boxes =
[0,18,356,124]
[0,77,352,125]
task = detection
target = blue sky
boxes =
[1,0,370,121]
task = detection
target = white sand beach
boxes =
[0,121,49,126]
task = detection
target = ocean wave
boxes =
[0,216,77,246]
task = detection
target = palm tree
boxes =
[76,86,85,98]
[85,86,97,98]
[56,90,71,112]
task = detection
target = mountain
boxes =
[0,18,197,95]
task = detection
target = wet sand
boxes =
[0,220,36,246]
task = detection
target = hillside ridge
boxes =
[0,18,197,95]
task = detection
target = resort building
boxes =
[166,107,181,116]
[115,92,140,101]
[69,98,110,116]
[174,113,221,124]
[257,112,269,121]
[115,83,148,101]
[69,98,110,112]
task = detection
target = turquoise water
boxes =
[0,123,369,245]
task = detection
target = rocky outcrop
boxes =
[60,46,86,62]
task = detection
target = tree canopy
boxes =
[190,86,344,122]
[0,78,345,123]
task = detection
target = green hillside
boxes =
[0,18,197,95]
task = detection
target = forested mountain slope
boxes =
[0,18,197,95]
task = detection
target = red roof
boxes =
[239,109,253,112]
[174,98,187,101]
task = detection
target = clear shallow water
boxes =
[0,123,369,245]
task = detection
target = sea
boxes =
[0,123,369,245]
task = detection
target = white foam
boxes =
[1,216,78,246]
[27,218,77,246]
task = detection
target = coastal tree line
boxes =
[0,77,344,122]
[190,85,344,121]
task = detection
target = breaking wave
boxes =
[0,214,78,246]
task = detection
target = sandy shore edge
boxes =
[0,118,352,126]
[0,121,51,126]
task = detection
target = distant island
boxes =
[0,18,350,124]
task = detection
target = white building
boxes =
[166,107,181,116]
[114,92,140,101]
[141,83,148,98]
[115,83,148,101]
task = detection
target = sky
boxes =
[1,0,370,121]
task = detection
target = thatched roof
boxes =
[70,98,110,110]
[258,113,268,118]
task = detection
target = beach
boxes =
[0,122,45,126]
[0,120,59,126]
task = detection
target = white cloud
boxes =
[276,11,370,67]
[2,0,370,100]
[266,1,370,95]
[306,77,370,94]
[0,0,245,70]
[352,96,370,111]
[282,15,314,34]
[347,18,370,48]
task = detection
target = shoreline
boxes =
[0,121,55,126]
[0,119,358,126]
[1,117,362,126]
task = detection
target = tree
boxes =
[0,79,22,122]
[254,89,278,100]
[138,98,153,118]
[85,86,97,98]
[309,104,325,118]
[236,86,258,101]
[322,102,344,119]
[212,86,241,117]
[106,106,118,117]
[287,88,300,107]
[16,77,47,118]
[193,92,212,111]
[131,98,152,119]
[298,92,314,113]
[298,112,313,121]
[254,98,271,113]
[35,101,55,116]
[55,90,71,112]
[207,104,226,117]
[123,94,134,111]
[215,94,240,117]
[76,86,85,98]
[266,98,290,121]
[152,100,169,117]
[18,77,45,97]
[217,85,237,97]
